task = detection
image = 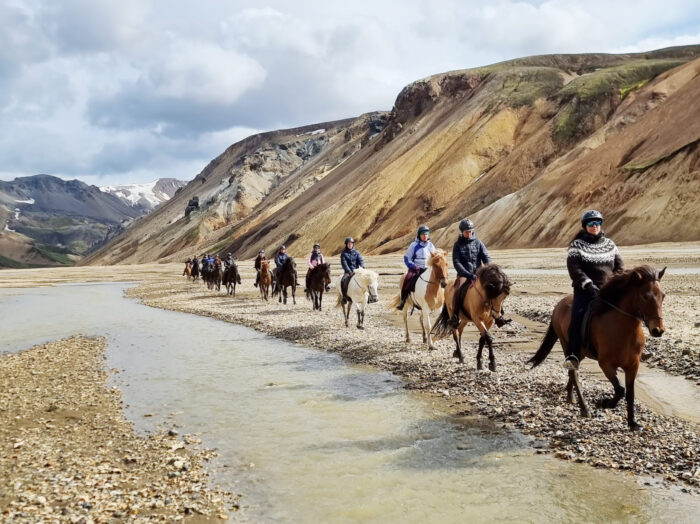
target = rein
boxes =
[598,297,661,328]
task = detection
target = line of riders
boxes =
[185,209,625,373]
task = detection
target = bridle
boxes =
[469,280,501,318]
[598,294,662,331]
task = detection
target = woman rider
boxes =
[305,243,331,292]
[397,225,435,311]
[340,237,365,304]
[564,210,624,370]
[274,245,300,287]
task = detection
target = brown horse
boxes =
[183,261,192,279]
[273,257,297,305]
[259,260,272,302]
[432,264,511,371]
[306,263,332,311]
[223,264,242,296]
[390,250,449,351]
[529,265,666,430]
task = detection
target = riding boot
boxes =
[564,290,589,370]
[449,277,467,328]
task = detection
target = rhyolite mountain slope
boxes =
[84,45,700,265]
[100,178,187,213]
[0,175,141,267]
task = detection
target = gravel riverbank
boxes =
[0,336,238,522]
[127,272,700,491]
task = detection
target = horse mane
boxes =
[427,249,447,266]
[476,264,511,299]
[354,267,378,286]
[598,265,657,307]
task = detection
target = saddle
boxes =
[581,301,599,359]
[406,268,426,294]
[457,279,473,321]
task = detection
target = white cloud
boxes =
[0,0,698,185]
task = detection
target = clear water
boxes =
[1,283,697,522]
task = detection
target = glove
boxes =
[584,282,600,297]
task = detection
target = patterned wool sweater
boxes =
[567,231,624,290]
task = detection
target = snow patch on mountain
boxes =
[100,178,187,211]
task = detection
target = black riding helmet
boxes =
[581,210,604,227]
[313,243,320,249]
[345,236,354,246]
[459,218,475,232]
[417,224,430,237]
[279,245,286,251]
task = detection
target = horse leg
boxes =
[452,328,465,364]
[566,373,574,404]
[356,307,363,329]
[571,370,590,418]
[343,303,350,327]
[598,362,625,409]
[319,290,323,311]
[403,304,410,343]
[425,312,438,351]
[476,335,485,371]
[420,310,427,344]
[486,331,496,372]
[625,363,641,431]
[292,285,296,305]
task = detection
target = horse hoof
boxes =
[488,361,496,372]
[629,422,641,432]
[428,345,438,351]
[357,325,364,330]
[477,361,483,371]
[598,398,617,409]
[581,409,591,419]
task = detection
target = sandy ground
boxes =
[0,337,238,522]
[0,242,698,497]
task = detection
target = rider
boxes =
[449,218,492,328]
[224,251,236,269]
[397,225,435,311]
[253,249,266,288]
[340,236,365,304]
[274,245,300,287]
[191,255,199,277]
[564,210,624,370]
[305,243,331,292]
[201,253,211,273]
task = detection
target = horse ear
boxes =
[658,266,666,281]
[633,270,643,281]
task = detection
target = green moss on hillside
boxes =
[31,244,75,265]
[0,254,31,269]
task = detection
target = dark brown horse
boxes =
[432,264,511,371]
[259,260,272,302]
[306,263,332,311]
[529,265,666,430]
[273,257,297,305]
[223,264,242,296]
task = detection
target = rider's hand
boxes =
[584,282,600,297]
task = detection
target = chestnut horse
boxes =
[432,264,511,371]
[259,260,272,302]
[390,250,449,351]
[182,261,192,279]
[306,263,332,311]
[529,265,666,430]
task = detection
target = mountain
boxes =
[100,178,187,213]
[0,175,141,267]
[83,45,700,266]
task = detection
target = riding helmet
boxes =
[581,210,604,227]
[259,249,265,254]
[459,218,475,232]
[280,245,286,250]
[417,224,430,237]
[313,243,320,249]
[345,236,355,245]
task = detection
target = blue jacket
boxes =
[404,239,435,270]
[452,235,491,279]
[275,252,289,267]
[340,247,365,274]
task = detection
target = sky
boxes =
[1,0,698,187]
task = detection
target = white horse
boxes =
[391,250,449,351]
[334,268,380,329]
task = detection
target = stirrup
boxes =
[563,355,580,370]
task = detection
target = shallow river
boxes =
[1,283,697,522]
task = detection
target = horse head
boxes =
[477,264,511,300]
[355,268,379,303]
[600,265,666,337]
[322,263,332,285]
[429,249,449,289]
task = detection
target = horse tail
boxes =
[430,304,452,339]
[528,322,558,368]
[389,294,401,309]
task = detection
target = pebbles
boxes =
[0,336,238,521]
[127,263,700,491]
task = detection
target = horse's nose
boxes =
[651,327,664,337]
[440,281,447,289]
